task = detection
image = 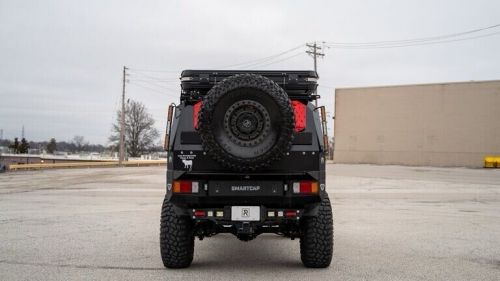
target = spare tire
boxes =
[198,74,294,171]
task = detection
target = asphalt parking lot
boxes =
[1,164,499,280]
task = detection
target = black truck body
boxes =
[160,70,333,269]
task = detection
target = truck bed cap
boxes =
[180,70,319,101]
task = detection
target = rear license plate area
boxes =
[231,206,260,221]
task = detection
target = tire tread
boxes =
[300,195,334,268]
[160,198,194,268]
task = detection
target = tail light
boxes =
[194,210,206,217]
[193,101,202,129]
[292,100,306,132]
[292,181,319,194]
[173,180,199,193]
[285,210,298,218]
[192,209,223,218]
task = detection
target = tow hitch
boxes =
[236,222,255,241]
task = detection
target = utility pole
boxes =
[306,42,325,106]
[0,128,3,140]
[21,125,25,139]
[119,66,128,165]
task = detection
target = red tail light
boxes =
[194,210,206,217]
[292,100,306,132]
[292,181,319,194]
[285,210,298,218]
[193,101,202,129]
[173,181,199,193]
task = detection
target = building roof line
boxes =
[334,79,500,91]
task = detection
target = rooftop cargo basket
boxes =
[180,70,319,102]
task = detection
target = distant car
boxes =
[0,164,6,173]
[160,70,333,268]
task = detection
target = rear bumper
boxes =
[170,202,320,218]
[172,203,321,238]
[165,177,327,231]
[163,178,327,238]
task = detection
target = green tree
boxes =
[46,138,57,154]
[18,138,30,154]
[9,138,20,153]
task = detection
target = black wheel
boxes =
[160,198,194,268]
[300,195,334,268]
[198,74,294,171]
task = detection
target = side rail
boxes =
[163,104,176,152]
[318,106,329,155]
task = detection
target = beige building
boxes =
[333,80,500,168]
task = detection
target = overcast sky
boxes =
[1,0,499,144]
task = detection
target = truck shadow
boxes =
[188,234,316,270]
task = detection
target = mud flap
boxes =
[170,203,191,217]
[301,202,321,217]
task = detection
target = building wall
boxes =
[334,80,500,167]
[0,155,113,167]
[0,155,42,166]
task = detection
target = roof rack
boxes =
[180,70,319,102]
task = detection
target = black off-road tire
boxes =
[300,195,334,268]
[160,199,194,268]
[198,73,295,171]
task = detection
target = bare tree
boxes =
[72,135,87,152]
[110,100,159,157]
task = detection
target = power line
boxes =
[306,42,326,106]
[128,81,179,97]
[129,78,180,89]
[130,78,180,93]
[131,78,179,83]
[127,44,306,73]
[128,70,179,81]
[218,44,305,69]
[306,42,325,71]
[326,31,500,49]
[327,23,500,46]
[236,48,305,69]
[128,67,180,73]
[325,23,500,49]
[127,24,500,74]
[127,70,181,93]
[250,52,305,68]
